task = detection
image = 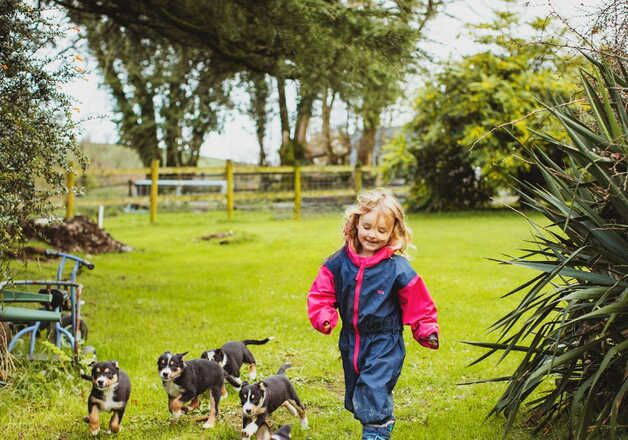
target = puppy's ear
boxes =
[200,351,207,359]
[177,352,189,359]
[239,383,248,400]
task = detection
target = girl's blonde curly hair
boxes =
[343,188,412,256]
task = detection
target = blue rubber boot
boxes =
[361,419,395,440]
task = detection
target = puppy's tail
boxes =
[242,337,273,346]
[276,363,292,375]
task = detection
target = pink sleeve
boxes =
[307,266,339,334]
[398,275,439,349]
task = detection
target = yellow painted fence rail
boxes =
[64,162,404,223]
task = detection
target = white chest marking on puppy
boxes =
[163,380,184,397]
[220,355,228,368]
[243,422,258,437]
[94,385,124,411]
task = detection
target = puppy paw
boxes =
[90,429,100,436]
[301,416,309,430]
[242,422,258,437]
[202,419,215,429]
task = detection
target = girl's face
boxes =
[356,208,395,256]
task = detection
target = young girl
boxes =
[307,188,439,440]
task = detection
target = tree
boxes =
[55,1,441,83]
[77,16,234,167]
[382,7,582,210]
[242,72,271,166]
[0,0,83,277]
[57,0,444,165]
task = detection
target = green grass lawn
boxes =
[1,210,559,439]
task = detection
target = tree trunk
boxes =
[247,73,269,166]
[291,83,315,164]
[87,27,160,167]
[277,76,293,165]
[256,124,266,166]
[357,113,379,166]
[321,88,336,163]
[128,74,160,167]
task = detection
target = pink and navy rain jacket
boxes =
[308,244,439,352]
[307,244,439,424]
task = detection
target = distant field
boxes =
[2,210,560,439]
[80,142,227,169]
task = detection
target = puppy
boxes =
[201,337,271,387]
[83,361,131,435]
[239,364,307,439]
[272,425,292,439]
[157,351,226,429]
[255,423,292,440]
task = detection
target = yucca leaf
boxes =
[580,70,614,141]
[581,338,628,434]
[523,340,600,391]
[507,260,621,286]
[566,299,628,323]
[592,67,623,141]
[553,127,628,220]
[609,380,628,440]
[548,105,610,150]
[461,340,536,353]
[562,286,610,301]
[458,376,513,386]
[580,53,628,131]
[599,62,628,132]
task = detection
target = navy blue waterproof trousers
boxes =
[339,328,405,424]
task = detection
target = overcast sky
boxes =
[64,0,604,164]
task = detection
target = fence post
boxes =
[226,159,234,219]
[294,165,301,220]
[65,163,75,220]
[354,163,362,194]
[150,159,159,224]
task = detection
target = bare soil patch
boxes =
[21,216,130,255]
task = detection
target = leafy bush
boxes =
[381,10,581,211]
[466,56,627,438]
[0,1,84,279]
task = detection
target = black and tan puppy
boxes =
[255,423,292,440]
[157,351,227,429]
[201,338,271,387]
[83,361,131,435]
[272,425,292,439]
[239,364,307,439]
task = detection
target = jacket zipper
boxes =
[352,264,365,374]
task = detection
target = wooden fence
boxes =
[65,160,406,223]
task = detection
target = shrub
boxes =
[466,56,627,439]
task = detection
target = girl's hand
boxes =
[422,333,439,349]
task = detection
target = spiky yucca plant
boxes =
[465,56,627,439]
